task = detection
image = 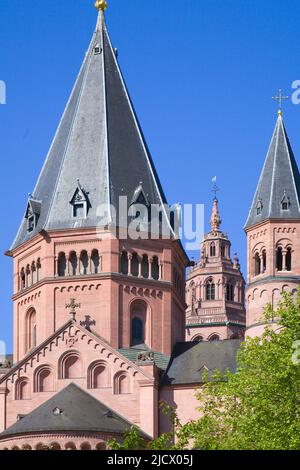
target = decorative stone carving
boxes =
[137,351,154,363]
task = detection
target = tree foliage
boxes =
[109,291,300,450]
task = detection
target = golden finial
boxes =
[95,0,108,11]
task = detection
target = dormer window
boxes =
[256,199,263,216]
[70,180,90,219]
[94,44,101,54]
[28,215,35,232]
[129,183,150,226]
[281,192,290,211]
[25,197,41,233]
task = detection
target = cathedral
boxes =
[0,2,299,450]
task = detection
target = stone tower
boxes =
[186,197,246,342]
[245,111,300,337]
[7,10,189,364]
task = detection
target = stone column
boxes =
[159,263,163,280]
[66,255,70,276]
[128,254,132,276]
[259,255,263,274]
[54,256,57,277]
[77,252,81,275]
[282,250,287,271]
[88,251,92,274]
[149,257,153,279]
[138,256,142,278]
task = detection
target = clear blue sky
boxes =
[1,0,300,352]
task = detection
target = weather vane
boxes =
[212,176,219,198]
[272,89,289,116]
[95,0,108,11]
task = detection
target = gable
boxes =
[1,321,153,390]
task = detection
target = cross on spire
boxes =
[272,89,289,116]
[80,315,96,332]
[211,176,219,199]
[65,298,81,321]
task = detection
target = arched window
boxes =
[26,308,37,352]
[35,366,54,392]
[120,251,128,275]
[221,245,225,257]
[31,262,37,284]
[276,247,283,272]
[88,362,110,389]
[21,268,26,290]
[262,250,267,273]
[95,443,107,451]
[91,249,100,274]
[80,442,92,451]
[15,377,31,400]
[130,300,148,346]
[22,444,33,451]
[209,334,220,342]
[230,284,234,301]
[254,253,261,276]
[59,352,82,379]
[26,264,31,288]
[65,442,76,451]
[49,442,61,451]
[141,255,149,279]
[286,247,292,271]
[131,317,144,346]
[131,253,139,277]
[80,251,89,275]
[58,253,66,277]
[226,283,234,302]
[206,279,215,300]
[114,372,130,395]
[192,335,203,342]
[210,243,216,257]
[151,256,160,280]
[69,252,78,276]
[34,366,54,392]
[230,333,240,340]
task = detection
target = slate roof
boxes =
[162,339,242,385]
[0,383,145,439]
[11,12,168,251]
[245,114,300,229]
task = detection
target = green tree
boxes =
[175,290,300,450]
[108,291,300,450]
[108,426,147,450]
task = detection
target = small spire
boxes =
[210,197,222,233]
[272,89,289,117]
[95,0,108,12]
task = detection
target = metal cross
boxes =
[272,89,289,113]
[211,177,219,198]
[80,315,96,332]
[65,298,81,321]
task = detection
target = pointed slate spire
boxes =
[245,113,300,229]
[11,9,168,250]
